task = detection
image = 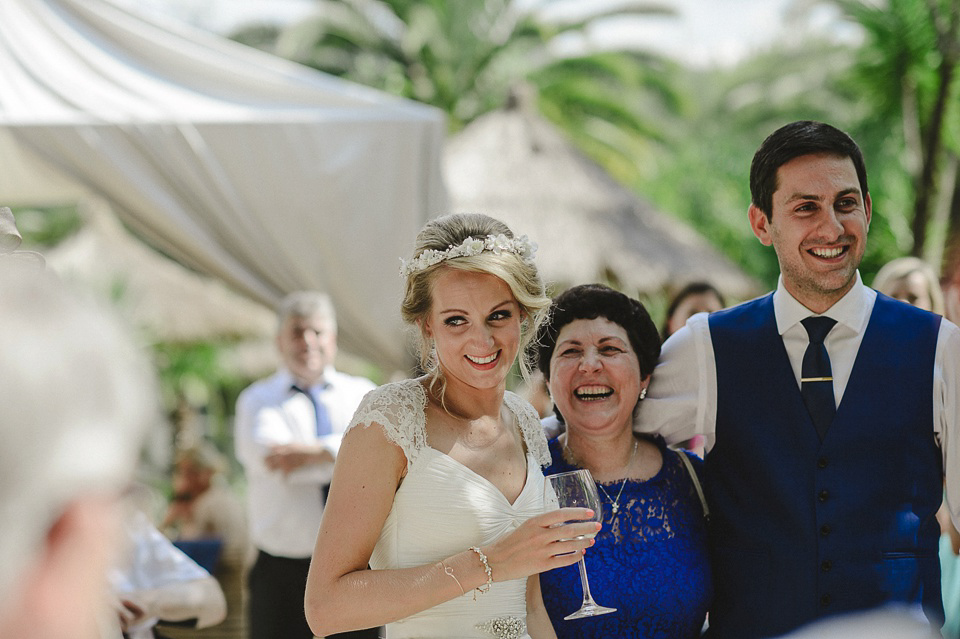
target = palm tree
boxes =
[231,0,684,175]
[825,0,960,262]
[631,38,868,285]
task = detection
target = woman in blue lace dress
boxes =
[536,284,712,639]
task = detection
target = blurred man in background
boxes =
[235,291,377,639]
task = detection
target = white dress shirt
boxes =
[637,272,960,525]
[235,367,375,558]
[109,510,224,639]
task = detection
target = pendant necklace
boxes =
[596,438,638,516]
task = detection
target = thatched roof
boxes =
[42,208,392,380]
[45,208,276,345]
[443,106,760,299]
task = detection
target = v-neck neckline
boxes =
[422,446,534,507]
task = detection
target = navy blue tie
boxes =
[291,384,332,437]
[292,384,333,502]
[800,317,837,440]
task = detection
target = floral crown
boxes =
[400,233,538,277]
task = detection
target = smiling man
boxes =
[235,291,377,639]
[636,121,960,638]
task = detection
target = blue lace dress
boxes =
[540,435,711,639]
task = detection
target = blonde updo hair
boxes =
[401,213,551,397]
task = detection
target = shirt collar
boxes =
[773,271,873,335]
[278,368,334,393]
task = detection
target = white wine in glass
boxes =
[544,469,616,620]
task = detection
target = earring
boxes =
[639,387,647,400]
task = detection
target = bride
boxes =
[305,213,598,639]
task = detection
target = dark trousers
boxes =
[249,550,380,639]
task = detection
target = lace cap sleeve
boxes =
[346,379,428,468]
[504,391,551,468]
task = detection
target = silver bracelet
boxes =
[469,546,493,598]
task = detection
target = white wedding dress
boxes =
[349,378,551,639]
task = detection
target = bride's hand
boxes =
[482,507,599,583]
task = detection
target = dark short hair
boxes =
[661,281,726,341]
[535,284,660,382]
[750,120,869,220]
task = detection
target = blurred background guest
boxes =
[110,505,227,639]
[872,256,944,315]
[661,281,726,341]
[161,443,250,639]
[660,281,727,456]
[944,246,960,326]
[873,256,958,638]
[0,259,156,639]
[235,291,377,639]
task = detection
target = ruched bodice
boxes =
[348,379,550,639]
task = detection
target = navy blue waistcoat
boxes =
[705,293,943,639]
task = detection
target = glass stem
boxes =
[577,557,597,605]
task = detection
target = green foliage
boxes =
[234,0,683,146]
[230,0,958,288]
[827,0,960,260]
[833,0,954,139]
[230,23,283,51]
[624,10,953,288]
[627,41,869,290]
[10,205,83,247]
[533,51,687,185]
[151,340,254,468]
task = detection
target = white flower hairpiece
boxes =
[400,233,538,277]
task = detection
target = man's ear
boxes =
[748,204,773,246]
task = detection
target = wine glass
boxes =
[543,469,616,620]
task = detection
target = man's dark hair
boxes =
[750,120,869,220]
[535,283,661,382]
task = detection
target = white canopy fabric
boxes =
[0,0,447,373]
